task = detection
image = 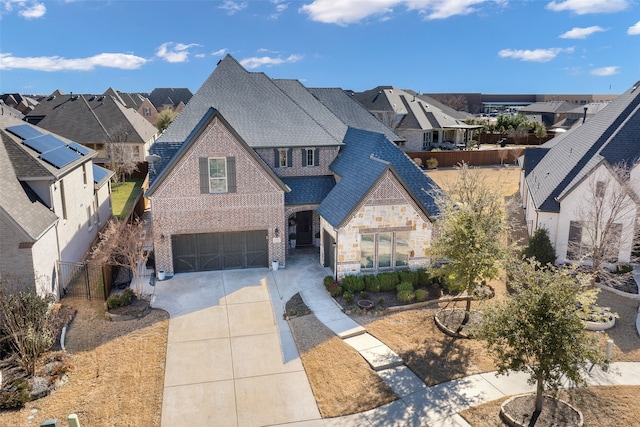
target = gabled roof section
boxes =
[93,164,114,187]
[308,87,404,143]
[24,91,157,144]
[526,80,640,212]
[155,55,344,155]
[519,100,574,114]
[0,121,59,241]
[148,88,193,109]
[146,108,288,197]
[318,128,441,227]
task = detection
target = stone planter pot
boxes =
[357,299,374,310]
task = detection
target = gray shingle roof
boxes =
[282,176,335,205]
[148,88,193,109]
[526,80,640,212]
[318,128,441,227]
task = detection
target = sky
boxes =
[1,0,639,96]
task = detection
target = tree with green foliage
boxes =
[156,109,177,133]
[533,121,547,144]
[0,279,55,376]
[523,227,556,267]
[476,259,606,418]
[432,163,506,327]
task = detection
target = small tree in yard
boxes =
[156,109,177,133]
[476,259,606,419]
[96,217,150,298]
[0,278,54,376]
[523,227,556,268]
[105,141,139,187]
[432,163,506,329]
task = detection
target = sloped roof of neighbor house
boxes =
[148,88,193,109]
[525,80,640,212]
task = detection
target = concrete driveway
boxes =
[151,260,324,426]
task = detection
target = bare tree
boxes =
[95,218,151,298]
[569,161,640,288]
[105,126,139,186]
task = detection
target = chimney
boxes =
[582,106,588,124]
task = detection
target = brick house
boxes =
[146,55,441,278]
[0,113,113,298]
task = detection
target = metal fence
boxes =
[58,261,120,301]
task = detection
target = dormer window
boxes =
[302,148,319,167]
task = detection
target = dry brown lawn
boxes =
[0,298,169,426]
[460,385,640,426]
[426,165,521,199]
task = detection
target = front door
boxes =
[296,210,313,246]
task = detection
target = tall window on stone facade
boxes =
[199,157,236,194]
[360,231,410,270]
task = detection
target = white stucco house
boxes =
[520,80,640,266]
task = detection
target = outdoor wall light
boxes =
[275,227,280,237]
[160,234,165,241]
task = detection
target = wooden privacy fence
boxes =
[408,147,525,168]
[57,261,120,301]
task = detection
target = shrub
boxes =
[343,291,354,304]
[377,297,386,307]
[397,290,415,303]
[399,270,418,287]
[523,227,556,267]
[342,275,365,293]
[0,379,31,410]
[107,288,135,309]
[364,275,381,293]
[396,282,414,292]
[326,282,342,298]
[415,289,428,302]
[617,263,633,274]
[378,272,400,292]
[323,275,335,289]
[359,291,369,300]
[426,157,438,169]
[417,268,431,287]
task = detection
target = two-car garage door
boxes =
[172,231,268,273]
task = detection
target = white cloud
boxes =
[0,52,148,71]
[219,1,247,15]
[628,21,640,35]
[156,42,201,63]
[211,48,228,56]
[239,54,303,69]
[591,66,619,76]
[559,26,605,39]
[300,0,491,25]
[498,47,573,62]
[19,2,45,18]
[270,0,289,19]
[546,0,629,15]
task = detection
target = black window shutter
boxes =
[314,148,320,166]
[274,149,279,168]
[287,149,292,167]
[227,157,236,193]
[199,157,209,194]
[301,149,307,167]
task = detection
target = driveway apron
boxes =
[152,267,322,427]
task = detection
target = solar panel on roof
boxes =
[68,142,90,155]
[39,146,81,168]
[6,124,43,140]
[23,134,67,154]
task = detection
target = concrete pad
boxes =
[276,420,326,427]
[167,306,229,343]
[359,345,403,371]
[227,300,277,337]
[235,371,321,426]
[479,371,534,396]
[164,338,233,387]
[401,387,457,424]
[361,399,423,427]
[429,414,473,427]
[230,332,303,378]
[280,329,301,363]
[343,333,386,352]
[322,317,366,338]
[377,366,427,398]
[324,413,372,426]
[224,275,271,305]
[161,380,236,427]
[430,374,506,413]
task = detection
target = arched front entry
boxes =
[286,206,320,248]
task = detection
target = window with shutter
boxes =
[199,157,236,194]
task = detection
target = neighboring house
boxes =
[24,89,158,164]
[0,93,39,115]
[351,86,477,151]
[518,100,574,128]
[520,80,640,266]
[147,88,192,115]
[146,55,441,278]
[0,115,114,298]
[551,101,611,133]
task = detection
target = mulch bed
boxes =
[501,394,582,426]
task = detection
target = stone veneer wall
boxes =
[150,117,286,274]
[326,170,433,280]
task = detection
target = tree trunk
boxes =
[535,376,544,414]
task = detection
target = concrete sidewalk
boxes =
[152,254,639,426]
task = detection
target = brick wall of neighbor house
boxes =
[52,163,99,263]
[255,147,339,178]
[151,117,286,274]
[333,170,433,279]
